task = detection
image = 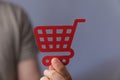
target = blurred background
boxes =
[6,0,120,80]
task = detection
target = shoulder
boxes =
[0,1,23,11]
[0,1,30,27]
[0,1,26,19]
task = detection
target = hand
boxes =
[40,58,72,80]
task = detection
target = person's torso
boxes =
[0,2,21,80]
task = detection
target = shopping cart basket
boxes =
[34,19,86,66]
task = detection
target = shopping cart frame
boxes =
[34,19,86,66]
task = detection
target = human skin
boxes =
[40,58,72,80]
[18,57,40,80]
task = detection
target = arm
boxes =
[15,5,41,80]
[18,57,40,80]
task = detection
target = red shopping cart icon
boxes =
[34,19,86,66]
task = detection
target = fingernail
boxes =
[40,78,43,80]
[52,58,60,63]
[44,69,48,75]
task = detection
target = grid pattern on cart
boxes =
[37,26,74,51]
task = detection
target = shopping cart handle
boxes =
[73,19,86,27]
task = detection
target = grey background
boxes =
[7,0,120,80]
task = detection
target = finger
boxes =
[44,69,64,80]
[40,76,49,80]
[51,58,69,76]
[49,65,54,70]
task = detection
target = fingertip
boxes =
[40,76,49,80]
[51,58,61,64]
[43,69,49,75]
[49,65,54,70]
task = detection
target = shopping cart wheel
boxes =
[42,56,52,66]
[60,56,70,65]
[42,56,70,66]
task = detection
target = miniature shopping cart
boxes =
[34,19,86,66]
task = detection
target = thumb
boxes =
[51,58,69,76]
